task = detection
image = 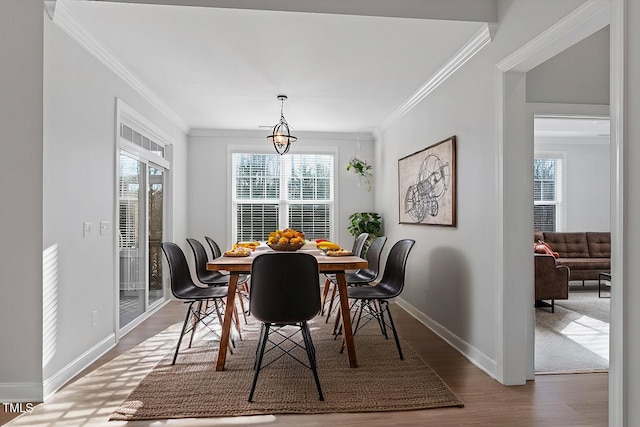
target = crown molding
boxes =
[50,0,191,134]
[378,23,493,132]
[44,1,56,19]
[497,0,610,72]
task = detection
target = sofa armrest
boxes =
[535,254,570,300]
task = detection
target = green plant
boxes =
[348,213,382,255]
[346,158,373,191]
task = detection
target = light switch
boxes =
[83,221,92,237]
[100,221,111,236]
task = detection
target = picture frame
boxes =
[398,136,456,227]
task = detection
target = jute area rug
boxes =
[535,283,610,373]
[111,311,463,421]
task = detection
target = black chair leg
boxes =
[382,301,404,360]
[173,301,194,365]
[254,324,267,370]
[301,322,324,401]
[249,323,270,402]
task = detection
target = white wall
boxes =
[535,136,610,232]
[374,0,588,378]
[39,14,189,397]
[526,26,610,105]
[186,130,375,251]
[0,0,44,401]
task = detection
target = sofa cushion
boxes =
[586,232,611,258]
[542,232,589,258]
[556,257,610,271]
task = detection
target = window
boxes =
[232,153,334,242]
[534,154,564,231]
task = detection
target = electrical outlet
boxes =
[92,310,98,327]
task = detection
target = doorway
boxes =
[532,115,611,373]
[116,100,172,335]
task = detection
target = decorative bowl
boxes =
[268,242,305,251]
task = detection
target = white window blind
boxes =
[534,154,564,231]
[232,153,334,242]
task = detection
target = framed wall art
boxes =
[398,136,456,227]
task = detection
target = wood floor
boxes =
[1,300,608,426]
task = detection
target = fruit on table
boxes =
[267,228,306,245]
[224,246,252,256]
[233,241,260,251]
[316,241,341,251]
[326,249,353,256]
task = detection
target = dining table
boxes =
[206,242,368,371]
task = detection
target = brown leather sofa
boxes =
[534,254,569,312]
[534,231,611,281]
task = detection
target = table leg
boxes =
[335,271,357,368]
[216,272,239,371]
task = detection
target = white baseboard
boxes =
[395,297,498,379]
[0,382,43,402]
[42,333,116,400]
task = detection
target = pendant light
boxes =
[267,94,297,155]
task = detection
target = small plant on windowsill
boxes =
[347,158,373,191]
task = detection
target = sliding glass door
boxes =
[118,153,166,329]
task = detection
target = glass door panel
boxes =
[118,154,146,328]
[148,166,164,306]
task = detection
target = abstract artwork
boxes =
[398,136,456,227]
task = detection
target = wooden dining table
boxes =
[206,243,368,371]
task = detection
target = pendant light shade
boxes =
[267,94,297,155]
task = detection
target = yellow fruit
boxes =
[317,241,340,250]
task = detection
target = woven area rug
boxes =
[110,311,463,421]
[535,283,610,373]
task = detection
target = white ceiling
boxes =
[535,117,611,138]
[58,0,489,133]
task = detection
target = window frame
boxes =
[229,146,337,243]
[533,151,566,232]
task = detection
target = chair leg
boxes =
[301,322,324,401]
[236,287,248,324]
[173,301,194,365]
[188,301,203,348]
[320,278,332,315]
[325,282,338,323]
[382,301,404,360]
[249,323,271,402]
[233,304,243,341]
[374,300,389,338]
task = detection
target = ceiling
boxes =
[56,0,491,133]
[535,117,611,138]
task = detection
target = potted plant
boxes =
[347,157,373,191]
[348,212,382,254]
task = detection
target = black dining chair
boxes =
[248,252,324,402]
[323,236,387,324]
[187,237,246,339]
[204,235,251,322]
[161,242,230,365]
[204,235,223,259]
[320,232,369,317]
[187,238,230,286]
[187,238,249,323]
[344,239,415,359]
